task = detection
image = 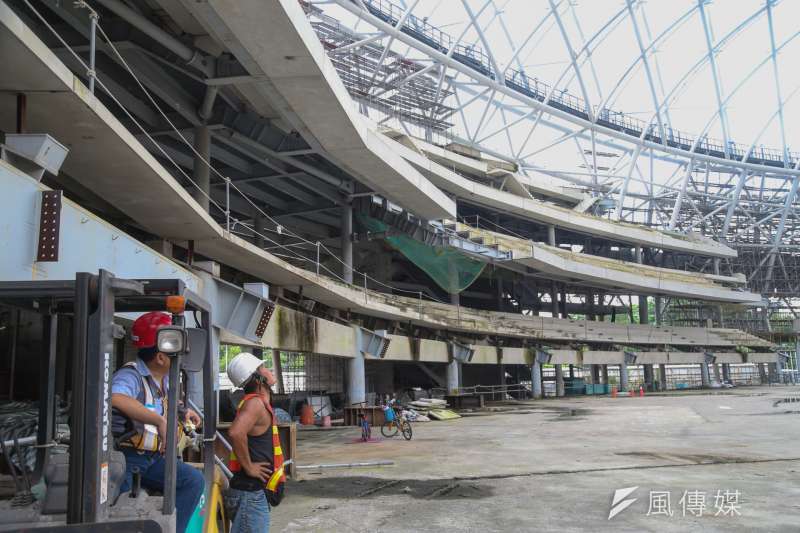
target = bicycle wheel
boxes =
[400,420,413,440]
[381,421,398,438]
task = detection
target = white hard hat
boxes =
[227,352,264,388]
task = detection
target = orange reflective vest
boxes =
[228,393,286,491]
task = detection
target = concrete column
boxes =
[619,361,629,391]
[700,363,710,388]
[586,290,596,320]
[560,285,568,319]
[271,350,285,395]
[348,328,366,405]
[643,364,654,391]
[555,365,565,397]
[547,225,556,246]
[550,281,559,317]
[768,363,778,384]
[531,360,543,399]
[496,277,503,311]
[654,296,663,325]
[341,203,353,284]
[192,124,211,212]
[254,211,266,248]
[659,364,667,391]
[758,363,768,384]
[446,359,462,394]
[712,363,722,384]
[497,360,505,400]
[722,363,731,383]
[450,292,460,306]
[601,365,609,385]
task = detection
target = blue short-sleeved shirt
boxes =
[111,358,167,417]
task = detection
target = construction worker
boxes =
[111,311,205,533]
[226,352,284,533]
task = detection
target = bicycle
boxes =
[380,402,412,440]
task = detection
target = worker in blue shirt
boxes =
[111,311,204,533]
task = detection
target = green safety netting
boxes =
[358,215,487,295]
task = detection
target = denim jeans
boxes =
[119,449,205,533]
[227,488,271,533]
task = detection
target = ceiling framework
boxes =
[305,0,800,299]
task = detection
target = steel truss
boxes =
[307,0,800,299]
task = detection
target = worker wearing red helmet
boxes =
[111,311,204,533]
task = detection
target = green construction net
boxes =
[358,215,487,295]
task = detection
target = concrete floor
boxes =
[273,386,800,532]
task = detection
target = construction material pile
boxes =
[406,398,460,421]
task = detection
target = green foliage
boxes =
[218,345,301,373]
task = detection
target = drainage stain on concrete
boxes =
[615,451,756,464]
[290,476,494,500]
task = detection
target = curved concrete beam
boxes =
[387,132,736,258]
[178,0,455,221]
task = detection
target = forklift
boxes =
[0,269,227,532]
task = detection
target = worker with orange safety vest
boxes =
[225,352,285,533]
[111,311,204,533]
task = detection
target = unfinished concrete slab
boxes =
[447,221,760,304]
[276,387,800,532]
[386,133,736,258]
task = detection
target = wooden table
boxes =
[343,406,386,427]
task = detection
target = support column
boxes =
[758,363,768,384]
[496,276,503,311]
[601,365,609,385]
[550,281,559,318]
[446,359,462,394]
[192,124,211,213]
[348,327,366,405]
[643,364,654,392]
[547,225,556,246]
[654,296,663,325]
[722,363,731,383]
[253,210,266,249]
[619,361,629,392]
[451,292,460,306]
[700,362,710,388]
[712,363,722,384]
[768,363,778,384]
[531,360,543,399]
[341,203,353,284]
[560,285,568,319]
[555,364,565,397]
[271,350,285,395]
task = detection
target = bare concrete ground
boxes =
[273,386,800,532]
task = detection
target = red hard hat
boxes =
[131,311,172,348]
